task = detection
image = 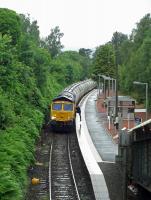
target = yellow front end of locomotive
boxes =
[51,101,75,127]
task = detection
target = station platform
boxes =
[76,90,123,200]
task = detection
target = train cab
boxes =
[50,79,97,131]
[50,92,76,129]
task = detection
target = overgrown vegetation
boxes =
[0,8,91,200]
[0,7,151,200]
[91,14,151,110]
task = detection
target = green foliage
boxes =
[0,8,88,200]
[118,14,151,110]
[44,26,64,58]
[132,14,151,49]
[53,51,86,83]
[32,47,51,96]
[46,74,64,100]
[91,14,151,110]
[0,123,39,200]
[0,33,14,68]
[0,9,49,200]
[92,43,115,80]
[0,167,22,200]
[79,48,93,79]
[79,48,92,58]
[111,31,129,65]
[112,32,128,47]
[66,65,74,84]
[19,14,40,45]
[0,8,21,45]
[0,91,16,129]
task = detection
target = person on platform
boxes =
[76,106,81,121]
[114,116,119,130]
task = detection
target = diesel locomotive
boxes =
[50,79,96,130]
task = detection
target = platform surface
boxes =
[76,90,123,200]
[85,91,118,162]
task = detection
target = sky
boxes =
[0,0,151,50]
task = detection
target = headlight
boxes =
[51,116,56,120]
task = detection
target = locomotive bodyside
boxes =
[50,79,96,130]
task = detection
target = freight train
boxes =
[50,79,96,130]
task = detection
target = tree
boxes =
[0,8,21,45]
[20,14,40,45]
[132,14,151,49]
[79,48,93,79]
[44,26,64,58]
[65,65,74,84]
[111,31,128,65]
[32,47,51,96]
[79,48,92,58]
[0,34,13,66]
[52,51,83,84]
[118,14,151,111]
[92,43,115,80]
[112,32,128,46]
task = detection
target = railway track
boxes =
[26,125,95,200]
[50,133,79,200]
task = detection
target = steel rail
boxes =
[67,136,81,200]
[49,141,53,200]
[49,134,80,200]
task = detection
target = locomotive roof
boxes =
[52,79,96,103]
[52,91,75,102]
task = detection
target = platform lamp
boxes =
[98,74,101,98]
[111,78,116,97]
[133,81,148,121]
[107,75,111,97]
[101,75,111,99]
[99,75,106,99]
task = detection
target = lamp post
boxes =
[111,78,114,96]
[133,81,148,121]
[112,32,119,119]
[98,74,101,98]
[108,75,111,96]
[112,78,116,96]
[101,75,111,98]
[101,75,106,99]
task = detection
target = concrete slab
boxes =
[76,91,110,200]
[76,89,123,200]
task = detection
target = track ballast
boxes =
[50,133,79,200]
[25,125,95,200]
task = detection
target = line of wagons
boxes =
[50,79,96,130]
